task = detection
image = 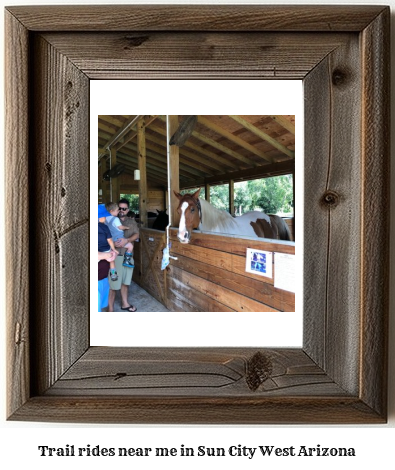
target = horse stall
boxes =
[167,229,294,312]
[132,228,167,305]
[133,227,294,312]
[98,115,296,312]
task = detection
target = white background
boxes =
[90,79,304,347]
[1,1,394,469]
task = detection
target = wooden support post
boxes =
[102,159,110,204]
[137,117,147,227]
[229,179,235,215]
[205,183,211,202]
[98,160,104,203]
[110,147,119,202]
[168,115,180,227]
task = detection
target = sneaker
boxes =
[110,270,118,281]
[123,252,134,268]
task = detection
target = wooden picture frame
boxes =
[5,5,389,424]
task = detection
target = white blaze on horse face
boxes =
[178,201,190,243]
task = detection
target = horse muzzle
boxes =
[177,230,190,244]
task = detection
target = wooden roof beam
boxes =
[198,115,273,163]
[191,129,256,167]
[116,115,159,152]
[98,115,125,127]
[270,115,295,135]
[145,130,225,174]
[149,121,239,171]
[157,116,254,167]
[190,159,295,188]
[98,121,119,136]
[124,141,210,180]
[109,154,171,185]
[98,115,142,161]
[229,115,295,158]
[145,141,212,179]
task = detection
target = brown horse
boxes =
[174,188,291,244]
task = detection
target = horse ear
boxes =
[173,190,182,200]
[192,188,201,200]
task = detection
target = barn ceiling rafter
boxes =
[98,115,295,190]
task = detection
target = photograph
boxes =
[97,114,296,314]
[246,249,273,278]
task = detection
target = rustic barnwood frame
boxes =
[5,5,389,423]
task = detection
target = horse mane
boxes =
[198,198,237,232]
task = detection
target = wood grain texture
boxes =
[360,10,390,418]
[137,230,167,305]
[5,10,30,418]
[10,347,384,424]
[133,228,295,312]
[45,347,346,397]
[9,395,384,424]
[304,36,362,395]
[6,5,386,31]
[5,5,389,424]
[41,32,352,80]
[29,34,90,396]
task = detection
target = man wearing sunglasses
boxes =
[107,198,139,312]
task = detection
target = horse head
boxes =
[174,188,201,244]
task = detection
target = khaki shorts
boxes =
[109,252,134,290]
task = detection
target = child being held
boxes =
[105,202,135,268]
[98,204,119,281]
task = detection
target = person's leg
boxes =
[108,288,117,312]
[108,254,123,310]
[98,287,102,312]
[120,284,136,312]
[120,284,129,308]
[124,242,134,252]
[119,264,136,311]
[109,260,118,280]
[98,278,110,312]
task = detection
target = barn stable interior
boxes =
[98,115,295,312]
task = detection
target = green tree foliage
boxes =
[210,184,229,211]
[209,175,293,215]
[120,194,139,213]
[246,175,294,215]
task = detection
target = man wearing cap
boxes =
[107,198,139,312]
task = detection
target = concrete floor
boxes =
[112,281,170,312]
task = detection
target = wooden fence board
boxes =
[169,266,279,312]
[169,229,295,256]
[172,254,293,311]
[134,227,294,312]
[167,275,234,312]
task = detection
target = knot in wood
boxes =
[332,68,348,87]
[123,35,149,49]
[246,351,273,391]
[321,190,340,208]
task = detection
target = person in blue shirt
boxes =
[98,203,119,281]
